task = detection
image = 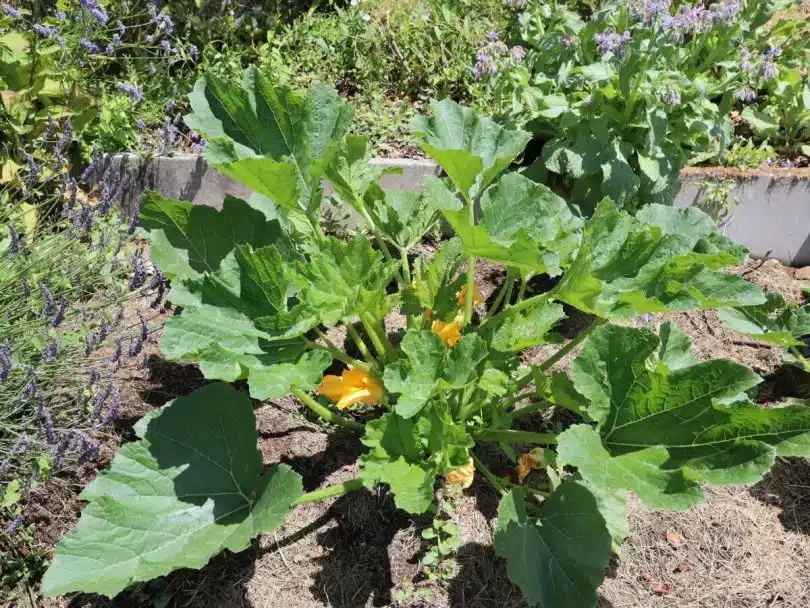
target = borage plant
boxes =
[41,68,810,607]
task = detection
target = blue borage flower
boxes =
[734,86,756,102]
[594,28,631,56]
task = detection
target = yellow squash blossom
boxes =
[445,458,475,489]
[456,283,484,307]
[432,315,462,347]
[317,368,383,410]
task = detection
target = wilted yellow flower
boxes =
[445,458,475,489]
[456,283,484,307]
[317,368,383,410]
[431,315,462,347]
[516,448,548,485]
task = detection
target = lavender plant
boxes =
[481,0,810,211]
[0,117,164,599]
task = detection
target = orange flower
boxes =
[516,454,532,485]
[432,315,462,347]
[456,283,483,307]
[317,368,383,410]
[515,448,548,485]
[445,458,475,489]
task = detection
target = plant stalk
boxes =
[515,317,606,389]
[309,332,373,374]
[473,428,558,445]
[360,312,397,363]
[291,387,364,432]
[293,478,365,505]
[463,199,476,326]
[345,321,376,364]
[471,453,507,496]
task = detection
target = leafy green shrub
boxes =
[257,0,512,150]
[40,69,810,607]
[740,67,810,156]
[720,137,775,167]
[483,0,810,212]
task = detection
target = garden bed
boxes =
[36,256,810,608]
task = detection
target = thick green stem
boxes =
[536,318,605,374]
[515,277,528,305]
[479,291,550,332]
[471,453,507,496]
[309,331,373,374]
[473,428,558,445]
[293,478,365,505]
[515,317,606,390]
[398,246,412,286]
[462,197,476,327]
[345,322,375,364]
[291,387,364,432]
[510,401,553,419]
[360,313,397,363]
[481,268,514,324]
[790,347,810,373]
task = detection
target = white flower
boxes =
[362,12,371,22]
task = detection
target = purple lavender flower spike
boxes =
[7,223,20,260]
[40,283,54,318]
[118,82,143,103]
[37,402,56,443]
[128,333,144,357]
[128,251,147,290]
[76,433,101,464]
[7,516,24,534]
[138,311,149,342]
[0,339,11,383]
[80,38,101,53]
[33,24,59,38]
[79,0,108,25]
[2,3,22,19]
[52,295,67,327]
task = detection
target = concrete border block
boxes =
[109,154,810,267]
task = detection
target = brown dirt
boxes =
[24,257,810,608]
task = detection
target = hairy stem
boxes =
[360,313,397,363]
[398,246,412,286]
[789,347,810,373]
[345,322,376,364]
[291,387,364,432]
[471,453,507,496]
[515,317,606,390]
[481,268,514,325]
[515,276,528,304]
[463,197,476,327]
[473,428,558,445]
[309,330,373,374]
[293,478,365,505]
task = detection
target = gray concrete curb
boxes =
[106,154,810,266]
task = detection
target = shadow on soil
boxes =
[750,456,810,535]
[755,363,810,403]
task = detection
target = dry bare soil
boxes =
[34,258,810,608]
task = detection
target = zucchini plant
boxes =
[41,68,810,607]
